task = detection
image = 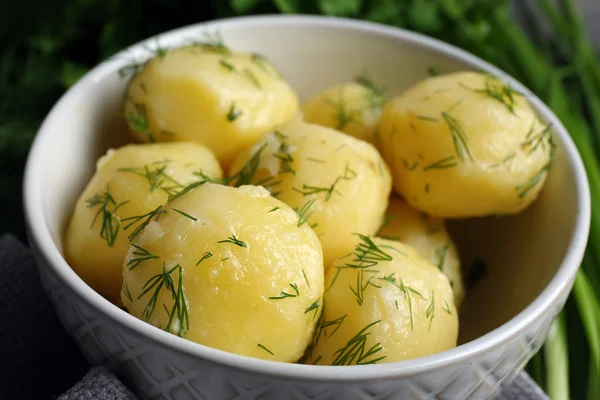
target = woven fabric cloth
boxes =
[0,234,548,400]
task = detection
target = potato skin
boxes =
[64,142,222,305]
[307,237,458,365]
[124,46,299,167]
[229,120,392,267]
[378,71,553,218]
[378,196,465,307]
[122,183,324,362]
[302,81,384,144]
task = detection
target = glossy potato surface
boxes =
[65,142,222,305]
[307,236,458,365]
[302,78,385,144]
[378,71,553,218]
[229,120,392,267]
[378,196,465,306]
[122,183,324,362]
[124,45,299,167]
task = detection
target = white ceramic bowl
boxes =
[24,15,590,400]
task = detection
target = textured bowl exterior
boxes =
[34,243,565,400]
[24,15,590,400]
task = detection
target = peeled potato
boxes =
[378,71,553,218]
[123,44,299,167]
[302,76,386,144]
[229,120,392,267]
[122,183,324,362]
[65,142,222,305]
[378,196,465,307]
[307,236,458,365]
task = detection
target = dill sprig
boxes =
[195,252,213,267]
[167,181,207,203]
[228,143,268,187]
[355,72,387,109]
[257,343,274,355]
[423,155,458,171]
[443,299,452,315]
[520,123,554,154]
[127,102,155,142]
[137,263,189,336]
[269,283,299,300]
[122,205,167,242]
[218,58,235,71]
[331,320,386,366]
[268,207,279,213]
[293,164,355,201]
[516,162,552,199]
[85,188,129,247]
[435,244,450,270]
[191,31,230,55]
[127,244,159,271]
[243,68,261,89]
[326,93,360,130]
[301,309,347,364]
[122,280,133,303]
[172,208,197,221]
[441,112,473,163]
[426,291,435,331]
[305,299,320,319]
[273,133,295,175]
[294,199,316,227]
[378,273,423,331]
[471,76,521,115]
[217,234,247,248]
[302,269,310,288]
[118,163,184,196]
[226,102,242,121]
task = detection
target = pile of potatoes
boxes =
[65,38,554,365]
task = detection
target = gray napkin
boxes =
[0,234,548,400]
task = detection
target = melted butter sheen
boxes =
[122,183,324,362]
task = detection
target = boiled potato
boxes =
[123,43,299,167]
[229,120,392,267]
[378,71,553,218]
[378,196,465,307]
[307,236,458,365]
[121,183,324,362]
[302,75,386,144]
[65,142,222,305]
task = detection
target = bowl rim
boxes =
[23,14,591,381]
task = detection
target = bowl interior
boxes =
[33,17,582,347]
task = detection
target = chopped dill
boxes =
[425,183,430,193]
[294,199,316,227]
[138,263,189,336]
[423,155,458,171]
[417,115,439,122]
[355,72,387,109]
[302,269,310,288]
[171,208,197,221]
[378,273,423,330]
[331,320,385,365]
[127,102,155,142]
[435,243,450,270]
[426,291,435,331]
[305,299,320,319]
[127,244,159,271]
[269,283,299,300]
[228,143,268,187]
[122,205,167,242]
[85,188,129,247]
[218,59,235,71]
[473,76,520,115]
[167,181,206,203]
[516,162,551,199]
[401,157,419,171]
[122,280,133,303]
[520,123,554,154]
[268,207,279,214]
[195,252,213,267]
[226,102,242,121]
[118,163,184,196]
[334,144,347,153]
[273,134,295,175]
[326,93,359,130]
[243,68,261,89]
[191,31,230,55]
[427,67,441,76]
[257,343,274,355]
[251,53,270,72]
[217,234,247,248]
[306,157,326,164]
[441,112,473,163]
[443,299,453,315]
